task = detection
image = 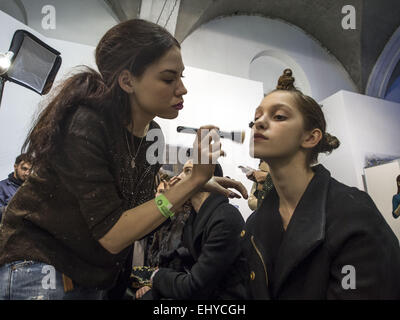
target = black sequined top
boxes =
[0,105,163,289]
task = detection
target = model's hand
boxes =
[203,176,248,199]
[191,125,225,185]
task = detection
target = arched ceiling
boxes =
[174,0,400,93]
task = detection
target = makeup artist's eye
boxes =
[164,75,184,84]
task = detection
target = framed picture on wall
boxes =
[364,153,400,169]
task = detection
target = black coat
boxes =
[152,193,247,300]
[240,164,400,299]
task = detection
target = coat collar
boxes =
[272,164,331,296]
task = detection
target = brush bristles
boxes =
[241,131,245,143]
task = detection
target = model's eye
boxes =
[274,114,287,121]
[164,79,174,84]
[185,168,192,174]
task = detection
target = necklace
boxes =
[125,129,145,169]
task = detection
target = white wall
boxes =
[181,15,357,102]
[364,160,400,240]
[319,90,400,190]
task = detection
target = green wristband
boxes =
[155,194,174,219]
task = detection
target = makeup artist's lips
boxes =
[172,102,184,110]
[253,133,268,141]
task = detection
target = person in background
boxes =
[392,174,400,218]
[247,160,273,211]
[0,154,32,220]
[136,160,247,300]
[240,68,400,299]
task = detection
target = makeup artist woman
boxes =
[0,19,247,300]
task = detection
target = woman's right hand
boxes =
[190,125,225,185]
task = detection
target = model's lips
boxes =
[172,102,184,110]
[253,133,268,141]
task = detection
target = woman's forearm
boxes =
[100,125,226,254]
[99,175,203,254]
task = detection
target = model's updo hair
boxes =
[276,68,295,90]
[273,68,340,165]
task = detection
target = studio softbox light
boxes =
[2,30,61,95]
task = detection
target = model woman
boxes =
[240,69,400,299]
[0,19,247,300]
[393,174,400,218]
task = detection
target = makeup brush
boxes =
[177,126,245,144]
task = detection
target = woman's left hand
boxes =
[203,176,248,199]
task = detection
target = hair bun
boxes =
[319,132,340,153]
[277,68,295,90]
[283,68,292,76]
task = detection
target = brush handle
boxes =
[176,126,245,144]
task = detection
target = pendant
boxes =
[131,158,135,168]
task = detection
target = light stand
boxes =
[0,77,5,107]
[0,51,14,107]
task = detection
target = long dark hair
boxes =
[22,19,180,168]
[396,174,400,194]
